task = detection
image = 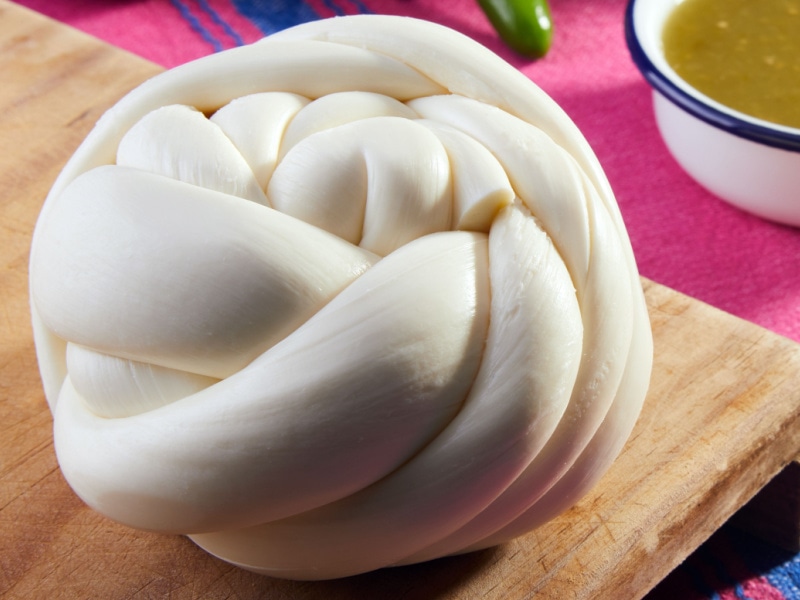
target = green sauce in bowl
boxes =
[663,0,800,129]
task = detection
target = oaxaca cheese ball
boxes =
[29,15,653,580]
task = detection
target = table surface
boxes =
[2,1,800,599]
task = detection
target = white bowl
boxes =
[625,0,800,227]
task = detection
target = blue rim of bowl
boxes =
[624,0,800,153]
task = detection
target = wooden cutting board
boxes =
[2,2,799,598]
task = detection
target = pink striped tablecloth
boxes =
[15,1,800,598]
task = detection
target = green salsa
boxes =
[663,0,800,129]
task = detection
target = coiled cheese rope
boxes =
[29,15,653,580]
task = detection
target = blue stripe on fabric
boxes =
[764,555,800,600]
[321,0,345,16]
[733,583,751,600]
[170,0,224,52]
[342,0,373,13]
[198,0,245,46]
[729,525,800,599]
[230,0,320,35]
[321,0,374,16]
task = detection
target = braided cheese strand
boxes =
[53,231,490,534]
[30,39,445,404]
[190,200,584,578]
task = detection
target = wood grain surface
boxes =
[2,2,799,598]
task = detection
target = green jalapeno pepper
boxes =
[477,0,553,58]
